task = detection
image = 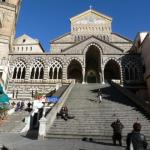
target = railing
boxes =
[111,81,150,116]
[9,79,25,83]
[9,79,73,84]
[38,80,75,138]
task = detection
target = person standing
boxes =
[97,88,102,103]
[126,122,148,150]
[111,119,124,146]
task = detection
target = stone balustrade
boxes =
[38,80,75,138]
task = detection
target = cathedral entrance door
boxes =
[104,59,121,82]
[85,45,101,83]
[67,59,83,83]
[87,70,97,83]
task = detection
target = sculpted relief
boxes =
[75,15,106,25]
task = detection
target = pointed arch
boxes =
[104,58,121,81]
[67,59,83,83]
[12,59,26,79]
[30,59,44,79]
[66,57,83,67]
[85,44,101,83]
[48,59,63,79]
[123,58,142,81]
[83,42,103,55]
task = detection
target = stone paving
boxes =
[0,133,126,150]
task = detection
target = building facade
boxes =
[0,5,144,100]
[131,32,150,99]
[0,0,21,89]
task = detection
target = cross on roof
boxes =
[89,5,93,10]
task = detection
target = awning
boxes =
[47,96,59,103]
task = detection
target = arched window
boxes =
[58,68,62,79]
[49,60,62,79]
[125,67,129,80]
[124,59,141,81]
[129,67,134,80]
[30,59,44,79]
[12,60,26,79]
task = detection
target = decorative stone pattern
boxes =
[6,9,143,100]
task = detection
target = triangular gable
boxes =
[51,33,73,43]
[70,9,112,25]
[14,34,39,45]
[111,33,133,43]
[62,36,124,54]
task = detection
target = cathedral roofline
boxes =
[61,35,124,53]
[50,32,71,43]
[70,9,112,23]
[13,34,45,52]
[112,32,133,43]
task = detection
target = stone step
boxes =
[0,111,29,133]
[46,83,150,141]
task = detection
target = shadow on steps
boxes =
[21,128,39,140]
[82,137,126,148]
[90,85,150,120]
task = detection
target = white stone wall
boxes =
[12,34,44,53]
[141,34,150,78]
[13,44,44,53]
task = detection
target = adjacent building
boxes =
[131,32,150,99]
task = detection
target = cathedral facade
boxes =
[0,2,144,100]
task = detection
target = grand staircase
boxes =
[46,83,150,143]
[0,111,28,133]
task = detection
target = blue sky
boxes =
[16,0,150,52]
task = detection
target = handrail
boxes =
[111,81,150,116]
[38,80,75,137]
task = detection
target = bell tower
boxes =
[0,0,21,89]
[0,0,21,59]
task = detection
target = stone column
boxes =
[43,66,49,82]
[101,68,105,84]
[99,72,102,83]
[38,117,47,139]
[62,66,67,82]
[25,64,31,82]
[82,67,85,84]
[120,66,123,85]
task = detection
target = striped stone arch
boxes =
[11,57,27,65]
[122,56,142,81]
[48,58,63,79]
[48,57,65,66]
[30,58,45,79]
[103,57,123,81]
[28,57,46,67]
[103,57,121,69]
[11,58,27,79]
[66,57,83,83]
[83,42,103,55]
[66,57,83,68]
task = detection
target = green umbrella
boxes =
[0,85,10,103]
[0,94,10,103]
